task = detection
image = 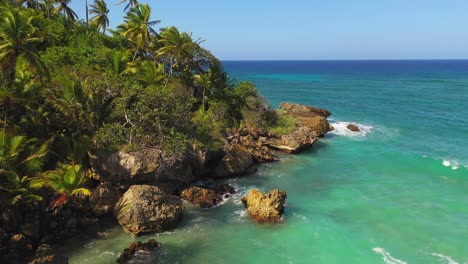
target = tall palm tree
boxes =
[194,70,212,111]
[157,27,194,86]
[53,0,77,21]
[89,0,109,33]
[117,0,138,12]
[0,4,46,86]
[117,3,159,62]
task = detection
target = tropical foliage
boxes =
[0,0,288,228]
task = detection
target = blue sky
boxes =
[70,0,468,60]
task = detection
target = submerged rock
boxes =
[265,125,318,154]
[180,186,221,208]
[116,239,160,264]
[114,185,184,236]
[347,124,360,132]
[215,145,254,177]
[280,102,332,136]
[241,189,287,223]
[180,184,236,208]
[90,182,122,216]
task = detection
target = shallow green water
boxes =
[64,61,468,263]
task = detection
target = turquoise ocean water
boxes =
[65,61,468,263]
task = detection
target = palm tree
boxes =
[157,27,194,86]
[89,0,109,33]
[0,4,46,86]
[116,3,160,62]
[53,0,77,21]
[109,49,130,74]
[194,70,212,111]
[0,131,49,205]
[117,0,138,12]
[134,61,165,86]
[43,163,90,208]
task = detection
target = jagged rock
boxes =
[280,102,332,136]
[90,183,122,216]
[279,102,331,118]
[265,125,318,154]
[215,145,254,178]
[180,186,221,208]
[241,189,287,223]
[347,124,360,132]
[114,185,184,236]
[116,239,160,264]
[215,184,236,197]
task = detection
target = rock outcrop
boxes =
[180,184,236,208]
[114,185,184,236]
[279,102,332,136]
[90,148,203,184]
[180,186,221,208]
[90,183,122,216]
[264,125,318,154]
[241,189,287,223]
[347,124,360,132]
[116,239,160,264]
[215,145,254,178]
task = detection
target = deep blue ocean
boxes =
[66,61,468,264]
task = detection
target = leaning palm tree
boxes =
[157,27,195,86]
[89,0,109,33]
[116,3,160,62]
[53,0,78,21]
[0,4,47,85]
[117,0,138,12]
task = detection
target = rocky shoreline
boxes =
[1,102,359,264]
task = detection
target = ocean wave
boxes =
[431,253,465,264]
[424,156,467,170]
[372,247,407,264]
[329,121,374,137]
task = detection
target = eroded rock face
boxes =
[347,124,360,132]
[280,103,332,136]
[241,189,287,223]
[90,183,122,216]
[215,145,254,178]
[116,239,160,264]
[91,148,196,184]
[264,125,318,154]
[114,185,184,236]
[279,102,331,118]
[180,186,221,208]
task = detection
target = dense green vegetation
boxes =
[0,0,292,217]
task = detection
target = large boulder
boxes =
[241,189,287,223]
[280,103,332,136]
[90,183,122,216]
[180,186,221,208]
[114,185,184,236]
[215,145,254,178]
[90,148,195,184]
[264,125,318,154]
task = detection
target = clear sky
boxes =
[70,0,468,60]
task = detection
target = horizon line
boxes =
[220,59,468,62]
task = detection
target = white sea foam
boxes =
[330,121,374,137]
[372,247,407,264]
[431,253,464,264]
[443,160,451,167]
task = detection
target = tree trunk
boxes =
[86,0,89,33]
